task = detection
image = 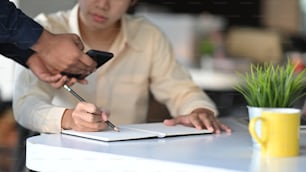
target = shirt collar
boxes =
[120,15,141,51]
[69,4,81,38]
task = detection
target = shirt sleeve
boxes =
[0,0,43,49]
[148,29,218,117]
[12,66,65,133]
[0,43,34,68]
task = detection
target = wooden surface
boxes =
[0,107,17,172]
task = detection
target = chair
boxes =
[225,27,283,64]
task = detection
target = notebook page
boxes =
[122,122,213,137]
[62,127,157,142]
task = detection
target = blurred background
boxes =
[1,0,306,171]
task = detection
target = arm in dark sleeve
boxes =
[0,0,43,49]
[0,43,34,68]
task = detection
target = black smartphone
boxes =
[61,50,113,79]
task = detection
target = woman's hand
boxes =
[163,108,231,134]
[62,102,109,132]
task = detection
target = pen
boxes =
[63,84,120,132]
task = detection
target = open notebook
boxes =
[61,122,213,142]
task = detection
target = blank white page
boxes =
[62,127,157,142]
[61,122,212,142]
[122,122,212,137]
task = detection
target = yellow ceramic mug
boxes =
[249,108,301,157]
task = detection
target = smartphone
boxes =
[61,50,113,79]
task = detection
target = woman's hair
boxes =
[128,0,139,14]
[131,0,138,6]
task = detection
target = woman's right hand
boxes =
[61,102,109,132]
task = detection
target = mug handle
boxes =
[249,117,266,147]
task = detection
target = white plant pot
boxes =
[247,106,264,149]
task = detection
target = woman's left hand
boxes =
[163,108,231,134]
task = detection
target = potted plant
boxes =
[235,60,305,108]
[234,59,306,148]
[198,38,214,69]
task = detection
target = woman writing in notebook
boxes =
[13,0,231,134]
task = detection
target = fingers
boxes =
[46,33,96,74]
[163,115,193,127]
[189,113,207,130]
[169,108,232,134]
[60,53,97,77]
[198,113,221,132]
[101,111,109,122]
[73,116,106,132]
[218,122,232,133]
[28,34,94,86]
[76,79,88,85]
[80,53,97,72]
[195,111,231,134]
[47,76,87,88]
[34,72,63,88]
[39,74,80,89]
[63,77,75,86]
[27,54,68,88]
[71,34,84,50]
[73,120,107,132]
[48,76,67,88]
[64,34,96,74]
[71,35,98,72]
[163,118,178,126]
[71,102,109,132]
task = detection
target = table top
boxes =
[26,117,306,172]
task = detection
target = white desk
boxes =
[26,117,306,172]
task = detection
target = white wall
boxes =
[19,0,76,17]
[0,56,16,101]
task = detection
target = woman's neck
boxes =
[79,22,120,51]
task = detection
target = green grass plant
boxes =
[235,60,306,107]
